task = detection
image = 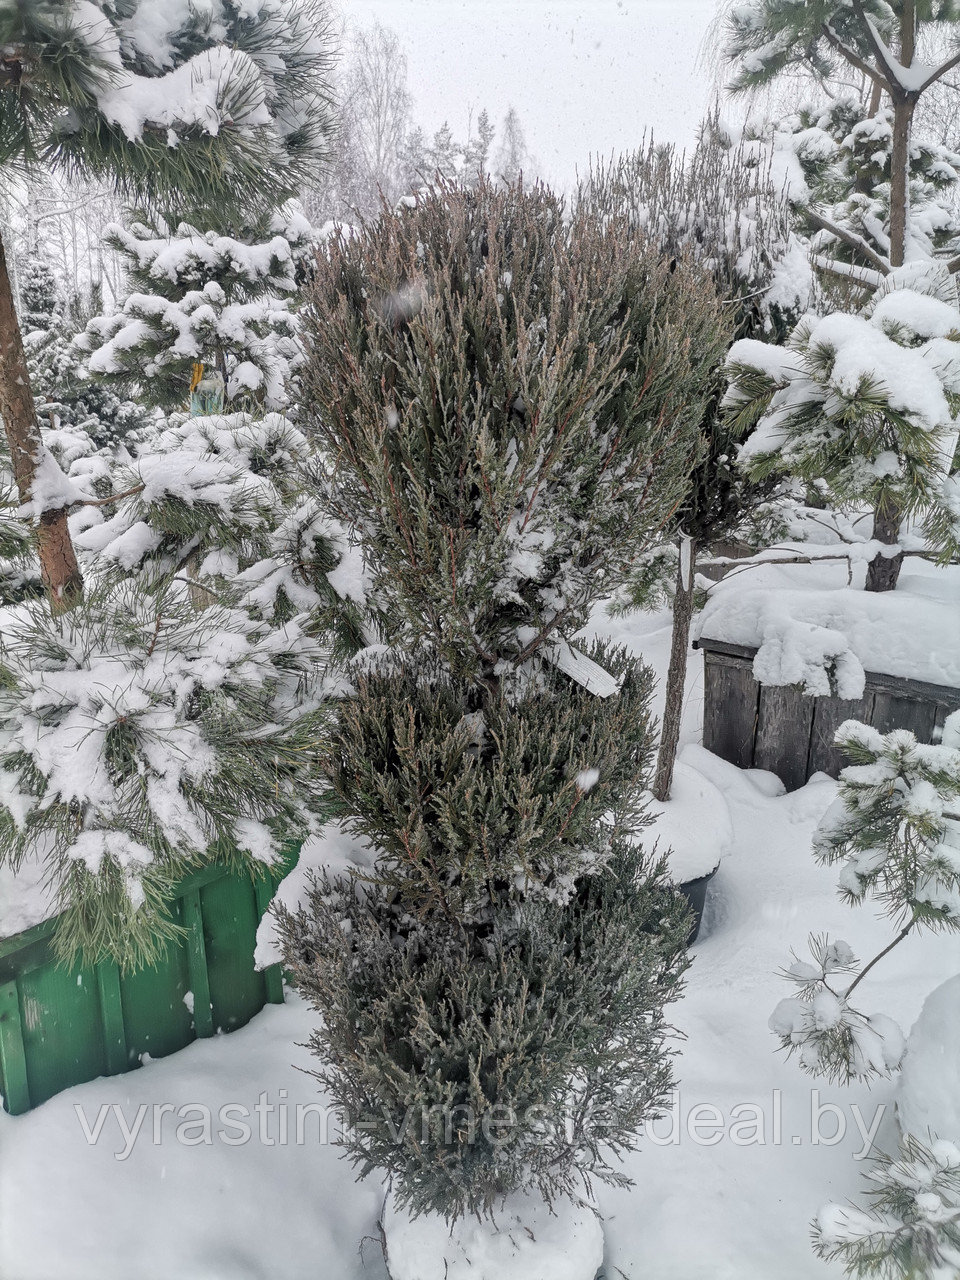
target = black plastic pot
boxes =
[678,864,719,945]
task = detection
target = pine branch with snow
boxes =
[726,287,960,581]
[814,1136,960,1279]
[2,1,336,216]
[0,579,336,970]
[769,720,960,1083]
[815,721,960,927]
[76,205,316,413]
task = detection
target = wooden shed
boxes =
[696,638,960,791]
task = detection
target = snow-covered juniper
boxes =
[275,179,729,1222]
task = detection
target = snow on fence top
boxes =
[696,563,960,696]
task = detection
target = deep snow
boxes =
[3,606,959,1280]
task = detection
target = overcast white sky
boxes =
[338,0,726,190]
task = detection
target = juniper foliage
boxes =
[278,180,727,1221]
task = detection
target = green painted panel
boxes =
[96,959,128,1076]
[182,890,215,1039]
[18,959,105,1109]
[0,982,30,1115]
[254,874,285,1005]
[120,899,194,1066]
[0,851,300,1115]
[201,875,265,1034]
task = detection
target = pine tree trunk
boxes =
[888,1,916,270]
[0,227,83,611]
[866,4,917,584]
[653,537,696,804]
[889,95,915,270]
[866,501,905,592]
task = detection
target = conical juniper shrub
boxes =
[277,179,730,1221]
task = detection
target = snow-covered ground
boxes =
[3,606,958,1280]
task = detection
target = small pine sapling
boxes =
[770,720,960,1084]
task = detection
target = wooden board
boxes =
[702,653,760,770]
[808,692,876,779]
[871,691,938,741]
[697,641,960,791]
[753,683,816,792]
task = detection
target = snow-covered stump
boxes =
[381,1190,604,1280]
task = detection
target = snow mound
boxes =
[698,571,960,690]
[253,822,377,969]
[645,746,734,883]
[382,1189,603,1280]
[898,974,960,1143]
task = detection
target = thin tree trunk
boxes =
[0,227,83,611]
[866,499,905,592]
[653,536,696,804]
[889,2,916,269]
[889,95,915,269]
[868,4,917,575]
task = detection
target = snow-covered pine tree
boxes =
[725,0,960,591]
[496,106,532,184]
[0,403,359,969]
[463,108,497,185]
[768,716,960,1277]
[581,122,805,801]
[19,254,148,448]
[766,95,960,302]
[770,720,960,1084]
[724,283,960,590]
[76,204,316,414]
[276,180,727,1246]
[0,0,335,608]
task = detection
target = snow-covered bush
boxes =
[770,720,960,1083]
[76,205,317,413]
[276,179,725,1230]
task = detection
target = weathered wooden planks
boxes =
[696,640,959,792]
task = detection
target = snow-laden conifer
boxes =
[76,206,316,412]
[769,721,960,1084]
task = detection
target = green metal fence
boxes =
[0,854,296,1116]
